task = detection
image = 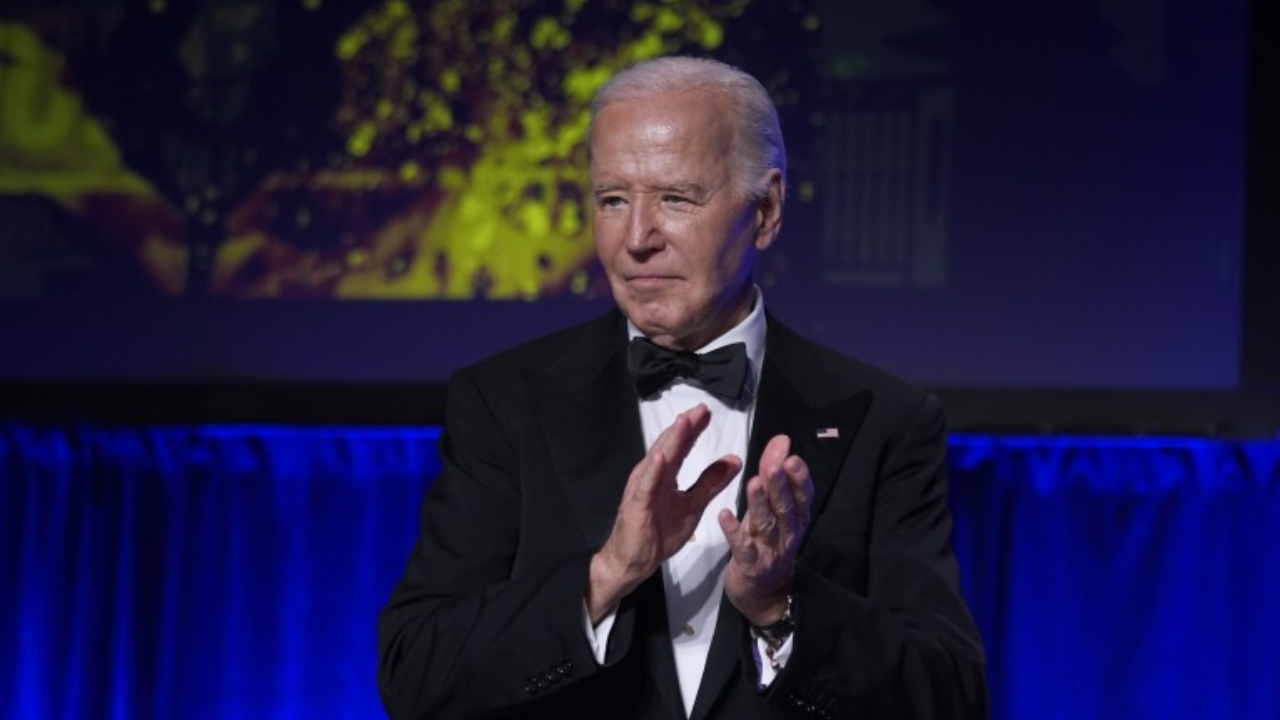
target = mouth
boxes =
[624,275,680,291]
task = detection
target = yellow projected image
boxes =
[0,0,800,299]
[215,0,738,298]
[0,20,188,295]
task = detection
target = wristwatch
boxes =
[749,594,795,671]
[750,593,795,647]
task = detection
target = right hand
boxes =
[586,404,742,623]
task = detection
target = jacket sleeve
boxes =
[762,393,988,719]
[376,366,639,720]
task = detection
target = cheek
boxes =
[720,216,760,275]
[708,241,746,281]
[593,221,621,268]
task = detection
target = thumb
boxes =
[718,508,758,564]
[717,507,741,540]
[683,454,742,510]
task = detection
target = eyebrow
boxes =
[591,183,707,196]
[656,184,706,196]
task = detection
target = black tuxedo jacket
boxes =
[379,311,987,720]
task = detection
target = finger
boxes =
[782,455,813,521]
[683,454,743,510]
[758,434,791,481]
[657,404,711,470]
[718,508,758,564]
[766,462,795,517]
[717,507,741,539]
[745,476,776,538]
[633,407,698,500]
[765,469,799,546]
[627,445,670,504]
[630,405,715,505]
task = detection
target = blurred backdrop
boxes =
[2,0,1277,718]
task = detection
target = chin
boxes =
[620,295,668,322]
[626,313,667,336]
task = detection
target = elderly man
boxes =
[379,56,987,720]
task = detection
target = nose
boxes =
[625,197,664,255]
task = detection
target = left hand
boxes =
[718,434,813,626]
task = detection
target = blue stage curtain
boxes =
[948,435,1280,720]
[3,425,1278,719]
[1,424,439,720]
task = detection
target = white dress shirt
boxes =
[583,289,793,716]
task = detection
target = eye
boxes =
[596,194,626,209]
[662,194,691,205]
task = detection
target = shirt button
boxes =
[682,624,696,637]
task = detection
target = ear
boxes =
[753,169,786,251]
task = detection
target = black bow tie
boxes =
[627,337,749,401]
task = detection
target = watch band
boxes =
[750,593,795,647]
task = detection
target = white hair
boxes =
[590,56,787,201]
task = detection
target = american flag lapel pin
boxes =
[816,427,839,439]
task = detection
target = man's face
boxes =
[590,90,783,352]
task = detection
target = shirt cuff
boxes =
[582,600,618,664]
[753,633,794,688]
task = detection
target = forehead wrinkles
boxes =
[590,93,735,187]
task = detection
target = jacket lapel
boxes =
[690,318,871,720]
[531,313,645,548]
